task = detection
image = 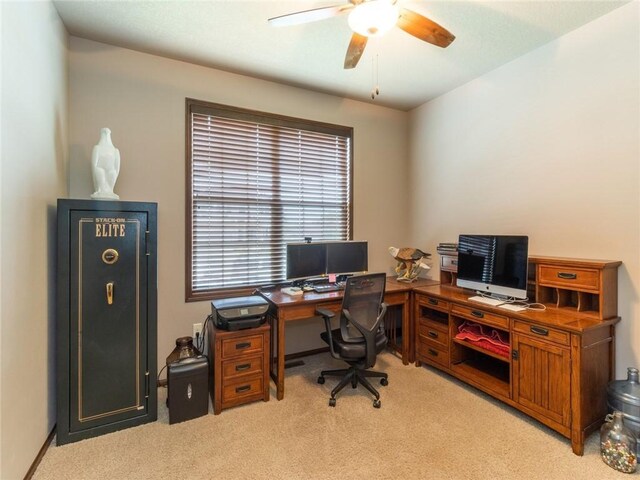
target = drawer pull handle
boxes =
[235,342,251,350]
[428,348,438,357]
[557,272,577,280]
[428,331,439,339]
[235,385,251,393]
[471,310,484,318]
[235,363,251,372]
[428,298,438,305]
[451,260,458,265]
[530,326,549,336]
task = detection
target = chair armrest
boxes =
[379,302,388,321]
[315,308,335,319]
[316,308,340,360]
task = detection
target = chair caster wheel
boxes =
[329,398,336,407]
[380,378,388,386]
[317,376,325,384]
[373,399,381,408]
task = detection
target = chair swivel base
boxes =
[317,366,388,408]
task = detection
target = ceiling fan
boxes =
[268,0,455,69]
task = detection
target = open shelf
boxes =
[451,357,510,398]
[537,286,600,315]
[418,306,449,329]
[452,337,510,363]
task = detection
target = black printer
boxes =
[211,295,269,331]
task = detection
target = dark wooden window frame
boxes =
[185,98,354,302]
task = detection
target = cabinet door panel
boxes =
[513,334,571,427]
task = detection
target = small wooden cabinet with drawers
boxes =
[414,256,621,456]
[209,323,270,414]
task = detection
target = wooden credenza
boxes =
[414,256,621,455]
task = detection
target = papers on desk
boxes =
[281,287,303,296]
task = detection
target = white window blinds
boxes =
[186,100,352,300]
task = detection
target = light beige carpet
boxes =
[35,352,628,480]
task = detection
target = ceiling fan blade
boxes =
[268,4,353,27]
[396,8,455,48]
[344,33,368,69]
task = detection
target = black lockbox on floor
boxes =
[167,356,209,424]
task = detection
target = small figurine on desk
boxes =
[90,127,121,200]
[389,246,431,283]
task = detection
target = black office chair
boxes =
[316,273,388,408]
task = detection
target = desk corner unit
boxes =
[261,276,438,400]
[413,255,621,456]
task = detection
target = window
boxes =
[186,99,353,301]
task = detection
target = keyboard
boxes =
[313,284,343,293]
[498,303,527,312]
[468,295,505,307]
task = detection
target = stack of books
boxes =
[436,242,458,255]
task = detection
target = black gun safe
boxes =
[57,199,157,445]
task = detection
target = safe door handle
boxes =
[106,282,114,305]
[557,272,577,280]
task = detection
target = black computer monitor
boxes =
[326,241,368,275]
[285,243,327,281]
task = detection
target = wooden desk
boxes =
[260,277,438,400]
[413,255,621,456]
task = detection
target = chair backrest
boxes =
[340,273,387,368]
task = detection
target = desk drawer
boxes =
[222,375,264,404]
[417,322,449,348]
[221,334,264,359]
[513,320,570,346]
[451,304,509,330]
[418,296,449,314]
[538,265,599,292]
[440,255,458,273]
[222,354,263,380]
[384,291,408,306]
[417,342,449,368]
[315,301,342,316]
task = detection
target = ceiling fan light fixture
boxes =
[348,0,399,37]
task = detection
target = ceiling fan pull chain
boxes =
[371,54,380,100]
[371,57,376,99]
[375,54,380,96]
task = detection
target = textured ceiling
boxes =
[53,0,630,110]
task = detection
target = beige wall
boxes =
[408,2,640,376]
[0,1,68,478]
[68,37,410,366]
